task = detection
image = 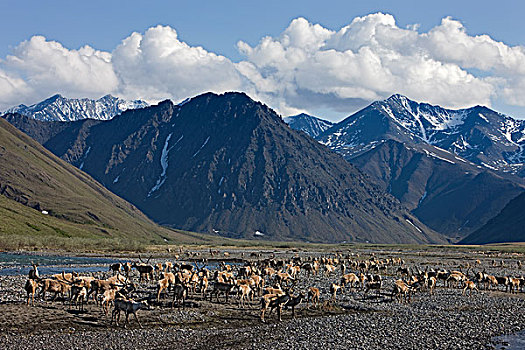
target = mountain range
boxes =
[5,92,525,244]
[2,93,444,244]
[318,94,525,176]
[4,94,149,122]
[285,95,525,240]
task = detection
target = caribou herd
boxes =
[22,250,525,327]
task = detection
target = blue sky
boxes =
[1,0,524,120]
[1,0,523,59]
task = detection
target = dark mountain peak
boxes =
[219,91,254,101]
[190,91,254,104]
[176,91,253,108]
[176,91,281,129]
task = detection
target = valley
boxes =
[2,6,525,350]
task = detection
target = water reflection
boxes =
[0,252,122,276]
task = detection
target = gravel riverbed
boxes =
[1,247,524,350]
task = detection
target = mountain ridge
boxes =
[349,139,523,238]
[4,94,149,122]
[459,191,525,244]
[318,94,525,176]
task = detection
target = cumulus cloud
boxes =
[112,25,244,102]
[0,69,31,107]
[0,26,244,109]
[238,14,496,114]
[1,36,118,106]
[2,14,525,118]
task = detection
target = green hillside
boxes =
[0,118,211,251]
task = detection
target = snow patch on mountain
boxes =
[405,219,422,233]
[192,136,210,158]
[79,146,91,170]
[381,95,468,143]
[418,191,427,205]
[423,149,456,164]
[478,113,489,123]
[148,133,173,197]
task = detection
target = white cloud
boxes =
[112,25,244,103]
[1,36,118,106]
[422,17,525,74]
[1,14,525,117]
[0,69,31,107]
[238,14,496,114]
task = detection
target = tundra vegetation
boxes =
[2,245,525,349]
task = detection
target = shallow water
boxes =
[0,252,235,276]
[0,252,122,276]
[494,330,525,349]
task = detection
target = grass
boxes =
[0,193,273,253]
[0,195,145,251]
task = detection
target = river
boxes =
[0,252,123,276]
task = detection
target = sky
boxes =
[1,0,525,121]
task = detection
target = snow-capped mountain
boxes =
[283,113,334,138]
[4,94,149,122]
[296,95,525,240]
[318,94,525,176]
